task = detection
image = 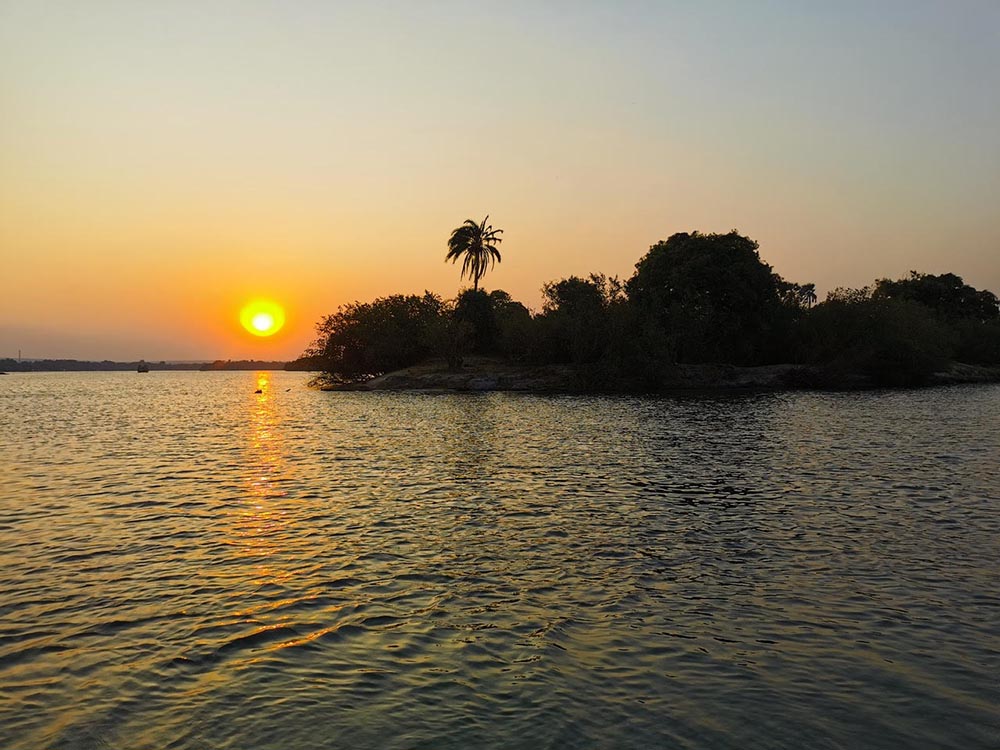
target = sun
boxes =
[240,299,286,337]
[252,312,273,332]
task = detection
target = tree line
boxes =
[300,224,1000,389]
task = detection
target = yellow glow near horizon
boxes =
[240,300,286,337]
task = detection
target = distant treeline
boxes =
[1,359,294,372]
[199,360,290,371]
[296,230,1000,389]
[0,359,201,372]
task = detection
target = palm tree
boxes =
[801,283,818,307]
[445,216,503,291]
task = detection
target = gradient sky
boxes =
[2,0,998,360]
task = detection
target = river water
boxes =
[1,371,998,749]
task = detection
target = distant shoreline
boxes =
[0,359,296,372]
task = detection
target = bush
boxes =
[801,296,953,386]
[309,292,445,380]
[953,318,1000,365]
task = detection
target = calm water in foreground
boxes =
[1,372,998,749]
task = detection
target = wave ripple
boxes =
[1,373,999,749]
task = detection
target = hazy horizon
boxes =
[3,1,998,360]
[0,354,286,364]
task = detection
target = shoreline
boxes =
[316,358,1000,394]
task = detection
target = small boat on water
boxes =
[137,360,150,373]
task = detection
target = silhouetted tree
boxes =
[868,272,1000,366]
[627,231,784,364]
[454,288,499,354]
[490,290,533,361]
[539,274,624,364]
[826,286,874,305]
[952,318,1000,364]
[427,298,470,371]
[873,271,999,321]
[309,292,445,380]
[445,216,503,291]
[800,288,953,385]
[774,276,817,310]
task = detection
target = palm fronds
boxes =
[446,216,503,291]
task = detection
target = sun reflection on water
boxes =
[230,371,294,585]
[248,372,286,500]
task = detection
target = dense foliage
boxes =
[303,231,1000,388]
[306,293,446,380]
[798,294,955,386]
[628,232,785,364]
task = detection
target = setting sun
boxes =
[252,313,274,332]
[240,300,285,337]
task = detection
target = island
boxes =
[294,228,1000,394]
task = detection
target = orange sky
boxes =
[2,2,998,360]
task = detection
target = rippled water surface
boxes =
[2,372,998,749]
